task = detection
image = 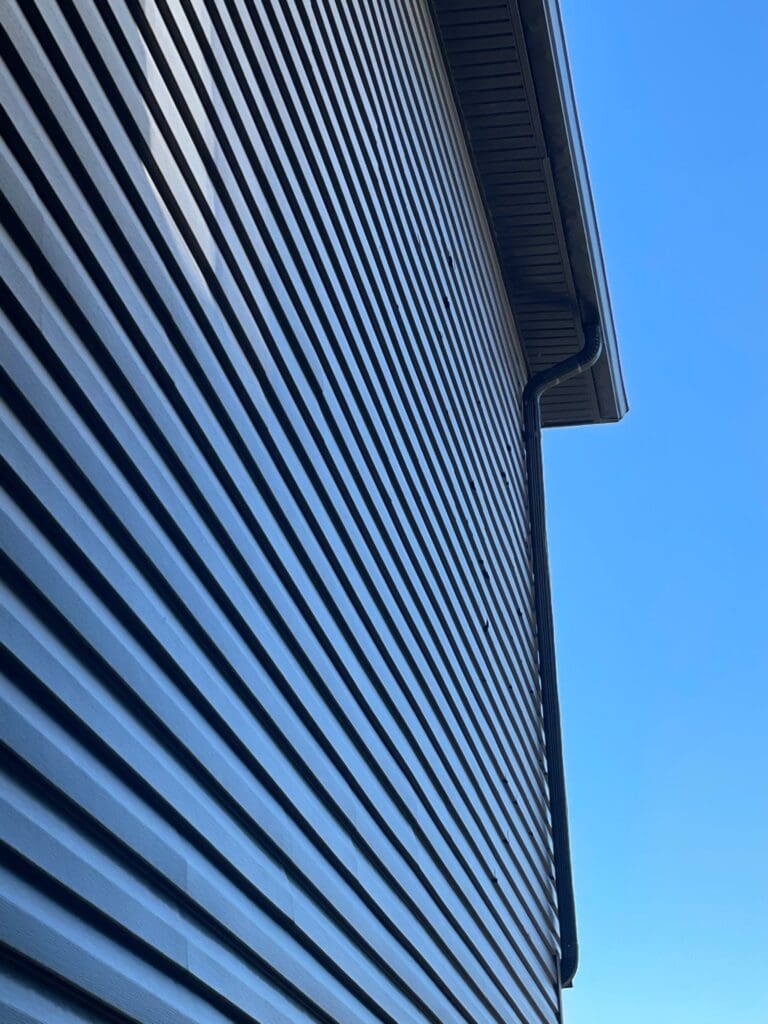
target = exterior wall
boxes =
[0,3,559,1023]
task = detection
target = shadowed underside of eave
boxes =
[430,0,627,427]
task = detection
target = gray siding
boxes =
[0,2,559,1023]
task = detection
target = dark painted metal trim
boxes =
[429,0,628,427]
[523,323,603,988]
[515,0,627,423]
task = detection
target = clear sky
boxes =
[547,2,768,1022]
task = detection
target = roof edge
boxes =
[514,0,628,422]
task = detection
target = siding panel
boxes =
[1,1,559,1022]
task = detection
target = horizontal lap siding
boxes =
[0,2,559,1023]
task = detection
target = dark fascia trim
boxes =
[523,324,603,989]
[515,0,628,423]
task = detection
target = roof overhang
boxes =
[431,0,628,426]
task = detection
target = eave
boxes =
[430,0,628,427]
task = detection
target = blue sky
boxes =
[547,1,768,1021]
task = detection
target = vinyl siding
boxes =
[0,2,559,1023]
